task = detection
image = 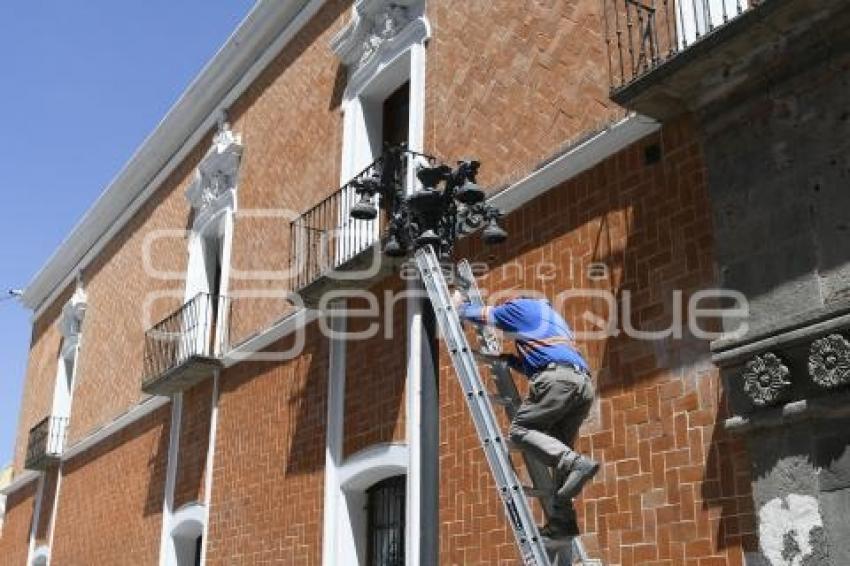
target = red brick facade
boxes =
[437,117,756,565]
[50,407,170,565]
[206,327,328,564]
[0,481,37,563]
[343,276,408,458]
[2,1,761,565]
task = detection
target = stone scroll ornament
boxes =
[808,333,850,389]
[742,352,791,407]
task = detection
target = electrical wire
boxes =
[0,289,23,302]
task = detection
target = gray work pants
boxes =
[509,365,594,521]
[509,365,594,466]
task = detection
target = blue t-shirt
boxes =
[457,298,588,376]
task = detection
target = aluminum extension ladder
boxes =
[415,245,602,566]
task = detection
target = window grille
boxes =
[366,475,406,566]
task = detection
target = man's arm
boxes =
[452,290,497,327]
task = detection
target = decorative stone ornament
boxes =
[741,352,792,407]
[60,285,88,342]
[808,333,850,389]
[185,119,243,225]
[330,0,428,94]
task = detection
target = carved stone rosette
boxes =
[808,333,850,389]
[742,352,792,407]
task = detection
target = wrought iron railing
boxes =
[604,0,759,89]
[142,293,229,387]
[289,148,430,291]
[25,416,68,469]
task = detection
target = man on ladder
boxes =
[452,291,600,538]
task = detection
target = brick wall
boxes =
[0,479,37,563]
[426,0,622,192]
[173,381,213,510]
[12,0,354,462]
[206,325,327,564]
[343,275,408,458]
[437,116,756,565]
[12,0,621,485]
[50,406,170,565]
[64,142,202,446]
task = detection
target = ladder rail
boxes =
[415,246,551,566]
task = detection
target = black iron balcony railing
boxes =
[142,292,229,395]
[25,416,68,470]
[604,0,759,90]
[289,157,389,291]
[290,149,422,295]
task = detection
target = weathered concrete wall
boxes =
[701,33,850,342]
[699,11,850,565]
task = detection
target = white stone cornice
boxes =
[61,395,171,462]
[331,0,429,96]
[0,470,40,496]
[185,122,243,232]
[59,285,87,341]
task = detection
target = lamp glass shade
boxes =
[482,218,508,244]
[351,194,378,220]
[455,180,485,204]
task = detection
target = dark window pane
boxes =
[367,475,406,566]
[383,83,410,149]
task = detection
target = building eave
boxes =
[22,0,327,316]
[490,113,660,215]
[0,469,40,497]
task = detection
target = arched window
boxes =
[366,475,406,566]
[170,503,205,566]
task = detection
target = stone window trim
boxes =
[330,0,429,101]
[59,284,87,354]
[185,115,243,237]
[326,443,409,566]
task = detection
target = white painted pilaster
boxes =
[322,303,347,566]
[158,394,183,566]
[25,474,46,566]
[199,369,221,564]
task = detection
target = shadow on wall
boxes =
[218,323,329,478]
[455,116,755,560]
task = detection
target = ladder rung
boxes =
[489,394,514,406]
[541,536,574,550]
[522,485,552,498]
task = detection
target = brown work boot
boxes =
[556,455,599,500]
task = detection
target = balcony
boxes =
[603,0,848,119]
[142,293,229,396]
[290,153,411,306]
[25,416,68,471]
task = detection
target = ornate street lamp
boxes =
[350,145,508,258]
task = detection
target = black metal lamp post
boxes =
[350,145,507,258]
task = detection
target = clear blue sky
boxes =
[0,1,256,469]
